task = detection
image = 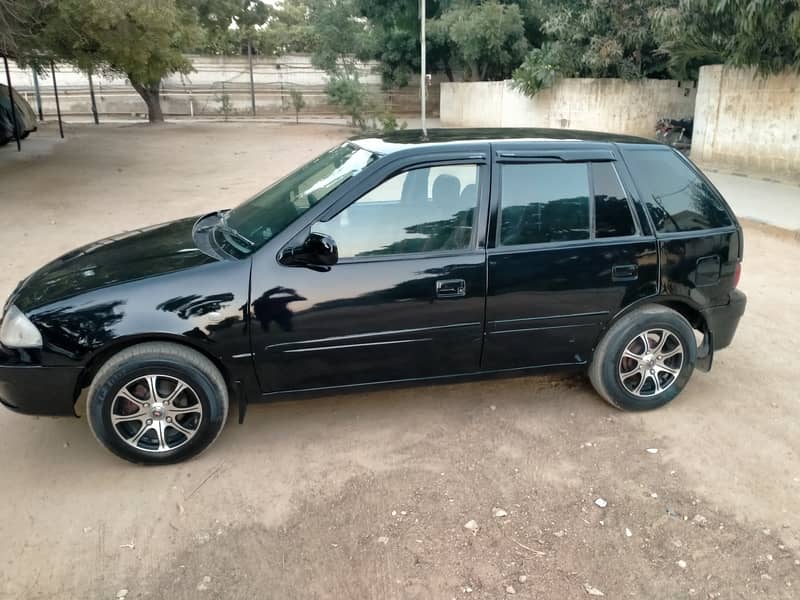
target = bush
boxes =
[325,74,375,130]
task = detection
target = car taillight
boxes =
[733,261,742,288]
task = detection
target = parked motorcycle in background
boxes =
[656,117,693,151]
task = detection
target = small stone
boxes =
[794,559,800,566]
[583,583,604,596]
[391,510,397,516]
[767,554,773,561]
[594,498,607,508]
[506,585,516,594]
[83,527,93,534]
[490,405,497,411]
[463,586,473,593]
[400,511,407,515]
[117,590,128,599]
[518,575,527,583]
[646,448,658,454]
[493,507,508,518]
[625,528,632,537]
[692,514,708,527]
[763,529,771,535]
[377,536,389,545]
[464,519,479,534]
[63,442,70,448]
[677,560,687,569]
[761,573,772,581]
[650,492,659,499]
[197,575,211,591]
[554,530,565,537]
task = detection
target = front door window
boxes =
[313,164,480,258]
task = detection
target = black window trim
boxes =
[589,161,643,239]
[491,159,644,251]
[306,156,489,264]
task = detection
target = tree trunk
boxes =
[444,63,455,82]
[130,78,165,123]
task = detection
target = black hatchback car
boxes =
[0,129,746,464]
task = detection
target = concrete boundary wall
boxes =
[440,79,696,138]
[692,65,800,181]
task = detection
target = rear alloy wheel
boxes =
[589,305,697,410]
[87,342,228,464]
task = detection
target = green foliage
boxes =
[654,0,800,78]
[427,1,529,81]
[325,73,375,129]
[511,0,674,96]
[0,0,47,57]
[216,91,234,120]
[307,0,375,75]
[193,0,316,56]
[378,112,407,133]
[289,87,306,122]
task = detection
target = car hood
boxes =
[9,217,219,312]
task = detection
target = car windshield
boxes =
[223,142,377,252]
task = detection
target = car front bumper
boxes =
[702,288,747,351]
[0,349,81,416]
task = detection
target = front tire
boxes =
[589,305,697,410]
[86,342,229,465]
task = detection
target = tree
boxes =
[512,0,675,95]
[0,0,47,57]
[428,1,529,81]
[654,0,800,78]
[34,0,201,122]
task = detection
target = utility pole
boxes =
[248,39,256,116]
[420,0,427,138]
[88,70,99,124]
[3,55,20,151]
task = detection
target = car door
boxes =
[249,149,491,394]
[482,144,659,370]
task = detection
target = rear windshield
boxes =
[624,148,733,233]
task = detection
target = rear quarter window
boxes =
[624,149,733,233]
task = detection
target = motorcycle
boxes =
[656,117,693,149]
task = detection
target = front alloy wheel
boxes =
[87,342,229,464]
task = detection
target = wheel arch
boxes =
[75,334,233,406]
[594,295,712,371]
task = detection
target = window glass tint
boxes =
[313,164,479,258]
[625,149,732,233]
[499,163,590,246]
[593,163,636,238]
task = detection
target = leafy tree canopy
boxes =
[654,0,800,79]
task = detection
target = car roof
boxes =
[351,127,659,155]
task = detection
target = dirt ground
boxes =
[0,122,798,600]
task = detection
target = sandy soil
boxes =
[0,123,798,600]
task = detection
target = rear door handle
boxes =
[436,279,466,298]
[612,264,638,281]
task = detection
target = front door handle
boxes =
[436,279,466,298]
[612,264,638,282]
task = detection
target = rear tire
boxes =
[589,305,697,411]
[86,342,229,465]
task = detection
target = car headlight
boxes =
[0,305,43,348]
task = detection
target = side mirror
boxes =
[280,232,338,271]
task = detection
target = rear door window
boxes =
[499,163,591,245]
[624,149,733,233]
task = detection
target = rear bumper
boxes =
[0,354,81,416]
[702,288,747,351]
